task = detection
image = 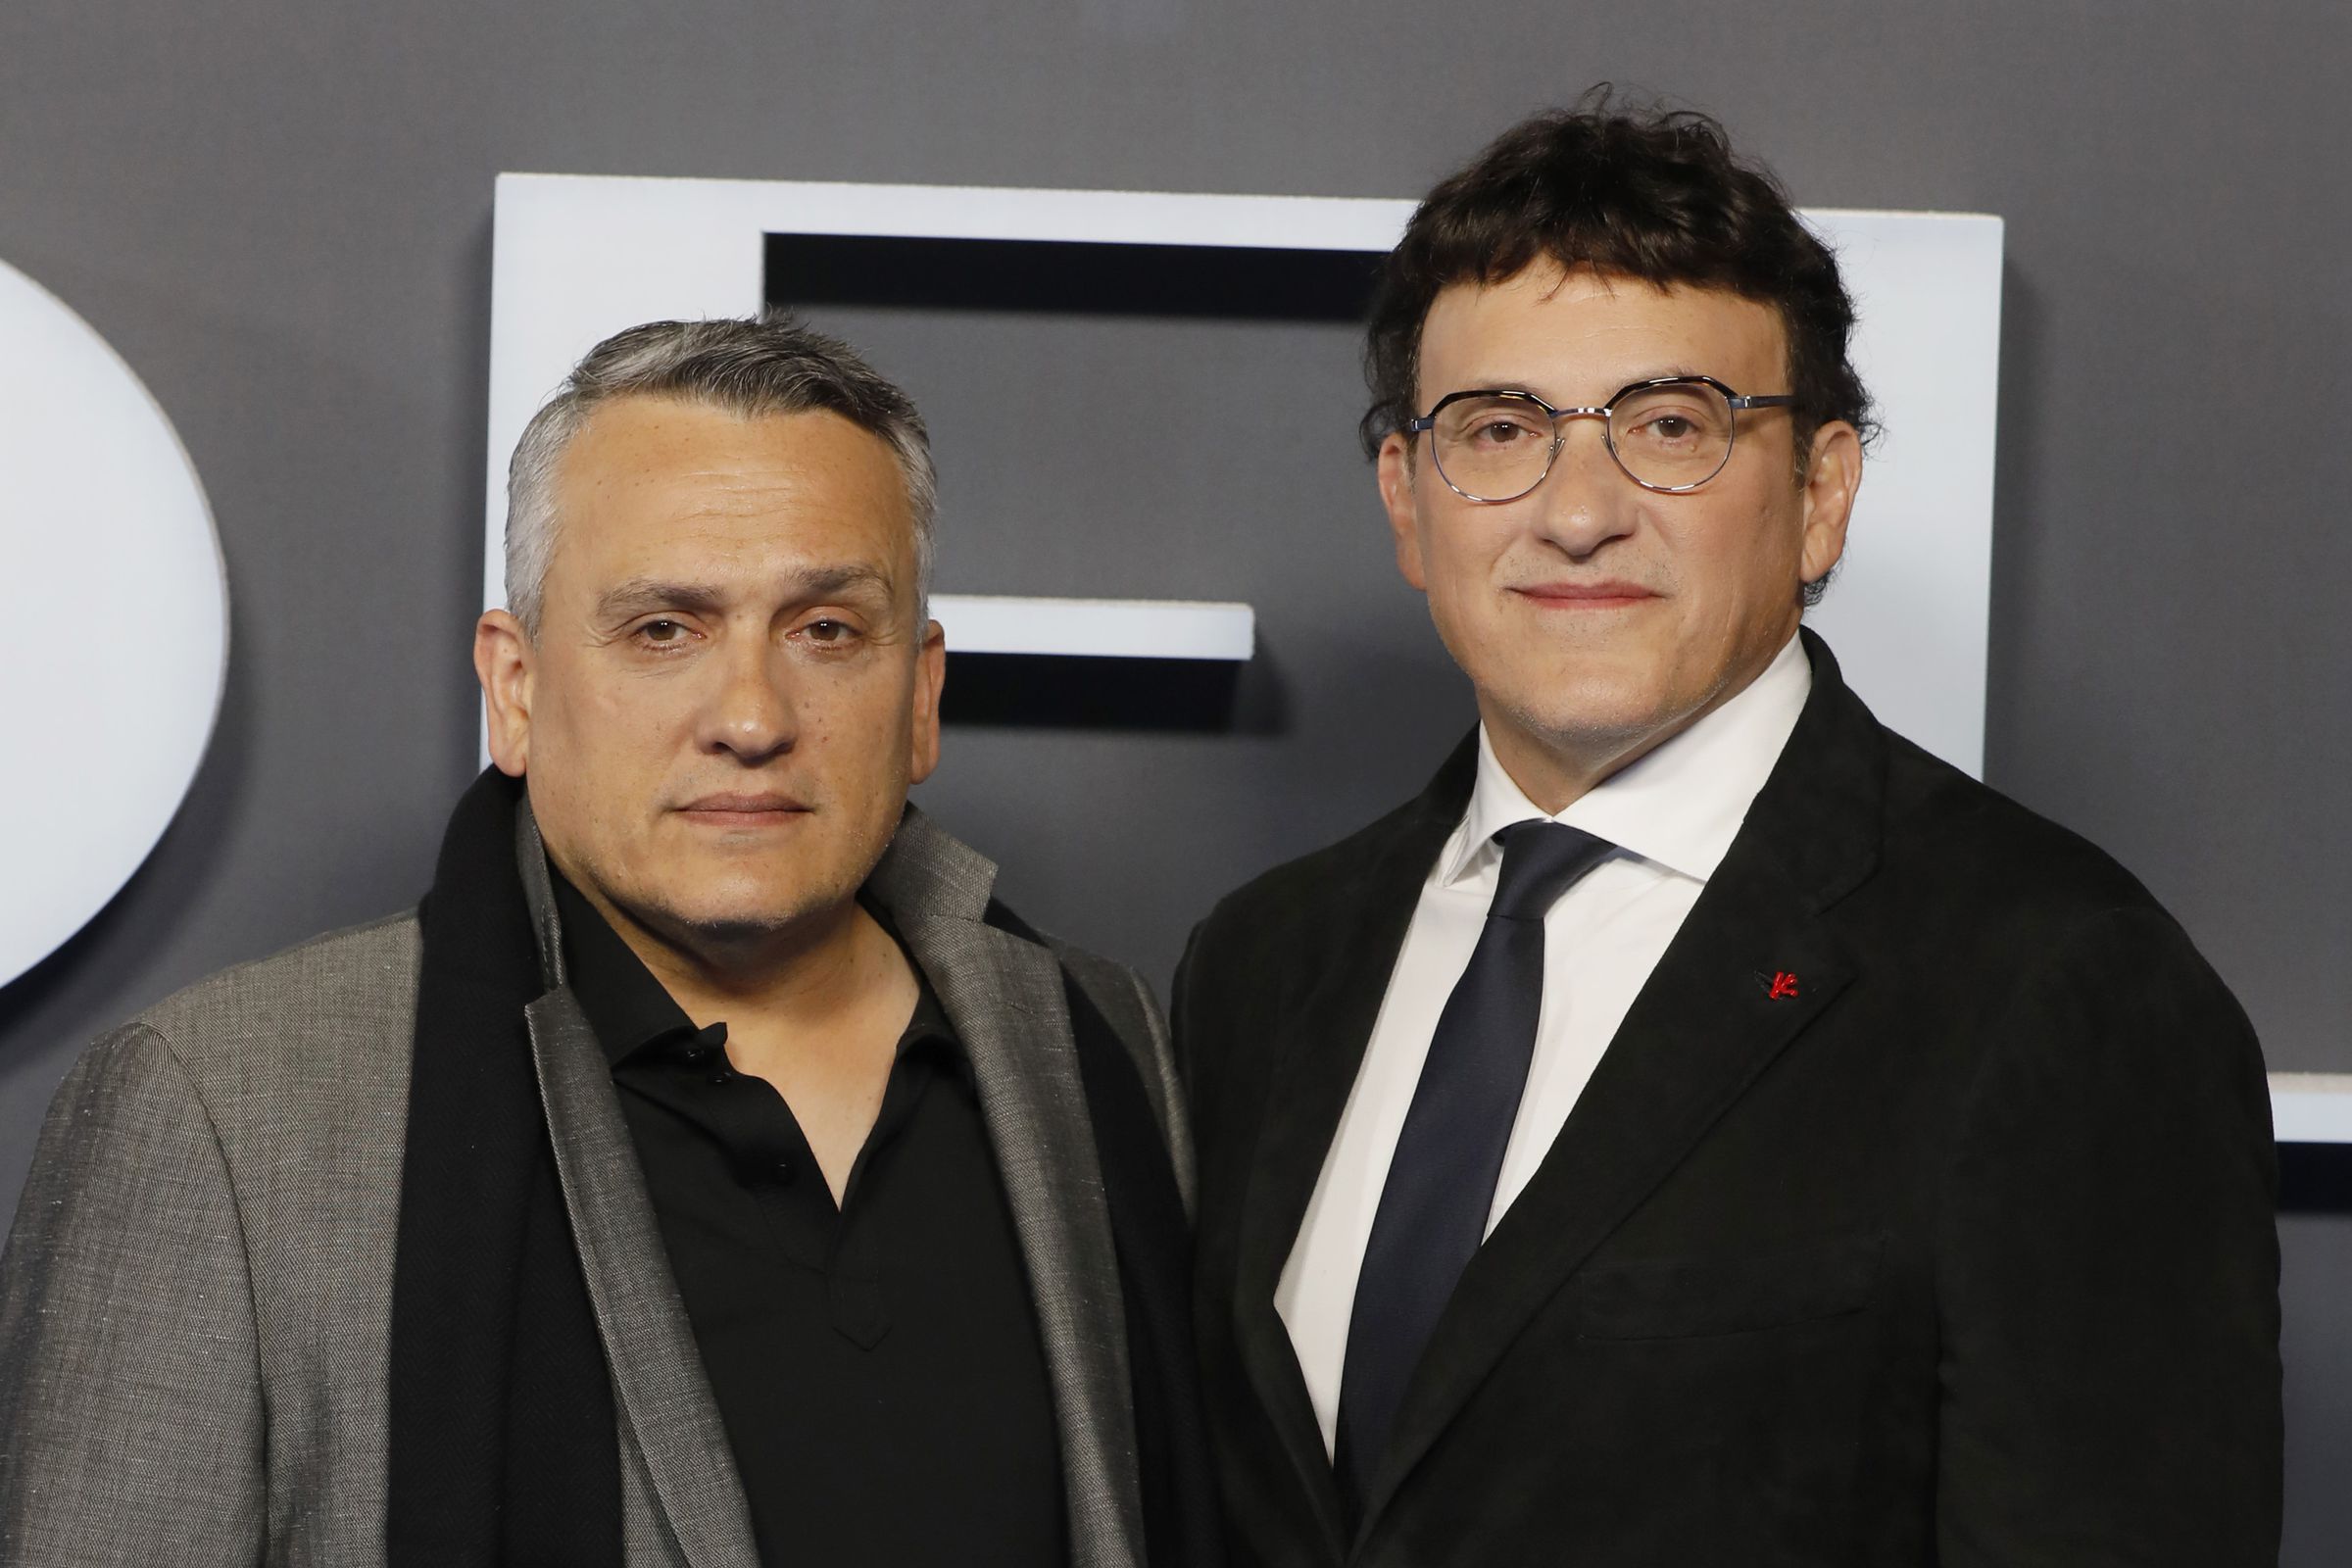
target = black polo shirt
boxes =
[550,874,1066,1567]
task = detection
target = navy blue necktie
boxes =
[1333,818,1616,1523]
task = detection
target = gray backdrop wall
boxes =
[3,0,2345,1557]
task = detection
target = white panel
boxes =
[1801,211,2005,777]
[483,175,773,615]
[932,595,1254,661]
[0,258,228,986]
[2270,1073,2352,1144]
[482,175,1415,618]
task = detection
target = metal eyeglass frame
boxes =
[1403,375,1797,501]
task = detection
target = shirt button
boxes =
[772,1159,792,1181]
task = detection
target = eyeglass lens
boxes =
[1429,381,1739,500]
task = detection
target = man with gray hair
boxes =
[0,315,1218,1568]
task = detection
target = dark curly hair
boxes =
[1360,92,1876,473]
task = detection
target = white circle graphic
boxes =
[0,258,227,987]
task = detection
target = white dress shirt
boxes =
[1273,633,1813,1457]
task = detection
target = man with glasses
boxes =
[1177,100,2279,1565]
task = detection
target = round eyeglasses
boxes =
[1404,376,1795,501]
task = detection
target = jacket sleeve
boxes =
[0,1022,268,1566]
[1934,905,2281,1566]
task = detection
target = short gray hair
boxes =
[504,315,937,636]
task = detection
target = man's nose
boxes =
[1528,416,1638,557]
[700,636,798,761]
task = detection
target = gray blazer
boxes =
[0,808,1189,1568]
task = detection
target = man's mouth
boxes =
[1509,579,1660,610]
[674,792,811,825]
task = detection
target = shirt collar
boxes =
[550,867,957,1072]
[549,869,702,1067]
[1442,631,1812,888]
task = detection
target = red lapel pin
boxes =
[1766,970,1800,1001]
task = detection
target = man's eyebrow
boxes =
[592,565,896,621]
[786,564,895,600]
[594,579,728,620]
[1482,367,1713,395]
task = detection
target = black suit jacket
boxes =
[1175,633,2280,1567]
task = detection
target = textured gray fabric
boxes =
[1054,938,1196,1218]
[1,808,1163,1568]
[525,986,759,1568]
[872,808,1151,1568]
[514,806,760,1561]
[0,915,416,1566]
[517,803,570,991]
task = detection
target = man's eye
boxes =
[635,618,693,647]
[1624,413,1703,447]
[1471,417,1541,447]
[803,618,857,645]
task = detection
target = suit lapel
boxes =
[512,810,761,1568]
[1353,632,1886,1540]
[527,989,763,1568]
[1229,739,1479,1554]
[1351,858,1858,1535]
[871,810,1148,1568]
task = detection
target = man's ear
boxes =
[906,615,947,787]
[474,609,534,777]
[1378,432,1429,591]
[1797,419,1864,589]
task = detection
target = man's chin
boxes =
[1481,687,1721,792]
[608,885,847,958]
[662,899,829,941]
[1491,675,1673,750]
